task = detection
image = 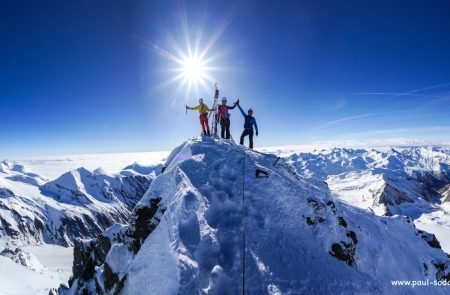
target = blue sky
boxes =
[1,0,450,157]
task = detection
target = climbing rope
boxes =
[242,148,246,295]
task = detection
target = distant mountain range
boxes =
[0,159,162,246]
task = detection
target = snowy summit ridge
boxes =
[59,137,450,295]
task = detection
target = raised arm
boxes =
[238,104,246,117]
[188,105,200,110]
[228,103,237,110]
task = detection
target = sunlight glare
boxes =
[181,56,206,83]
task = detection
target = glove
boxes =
[236,99,240,105]
[185,105,189,109]
[256,132,259,136]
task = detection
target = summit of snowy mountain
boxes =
[59,138,450,295]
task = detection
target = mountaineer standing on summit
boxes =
[218,97,238,139]
[186,98,214,136]
[237,101,258,149]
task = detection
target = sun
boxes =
[181,56,207,84]
[145,10,235,100]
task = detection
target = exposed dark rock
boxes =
[346,231,358,244]
[326,201,337,215]
[128,197,165,253]
[0,188,14,198]
[423,263,429,276]
[415,173,448,202]
[255,169,269,178]
[0,214,21,238]
[432,261,450,282]
[0,247,44,271]
[338,217,347,228]
[104,262,119,292]
[306,199,339,225]
[440,184,450,203]
[329,230,358,267]
[72,235,111,282]
[330,242,356,267]
[308,199,326,213]
[373,183,413,207]
[417,230,442,249]
[64,196,166,294]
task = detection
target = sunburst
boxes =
[145,7,235,102]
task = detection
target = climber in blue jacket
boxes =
[237,100,258,149]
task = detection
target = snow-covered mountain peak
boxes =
[0,159,161,246]
[59,138,450,295]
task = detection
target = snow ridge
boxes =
[59,138,450,295]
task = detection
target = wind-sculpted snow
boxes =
[0,160,161,246]
[60,138,450,295]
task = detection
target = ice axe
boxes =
[214,82,219,99]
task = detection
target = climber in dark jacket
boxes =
[237,101,258,149]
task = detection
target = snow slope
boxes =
[0,242,73,295]
[60,138,450,295]
[285,147,450,252]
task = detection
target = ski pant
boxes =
[240,128,254,149]
[220,118,231,139]
[200,114,210,136]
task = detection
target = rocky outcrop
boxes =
[432,261,450,282]
[330,230,358,268]
[440,184,450,203]
[61,196,166,294]
[304,198,359,267]
[0,247,44,271]
[373,182,413,207]
[417,230,442,249]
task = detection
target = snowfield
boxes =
[0,241,73,295]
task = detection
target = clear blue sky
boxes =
[1,0,450,157]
